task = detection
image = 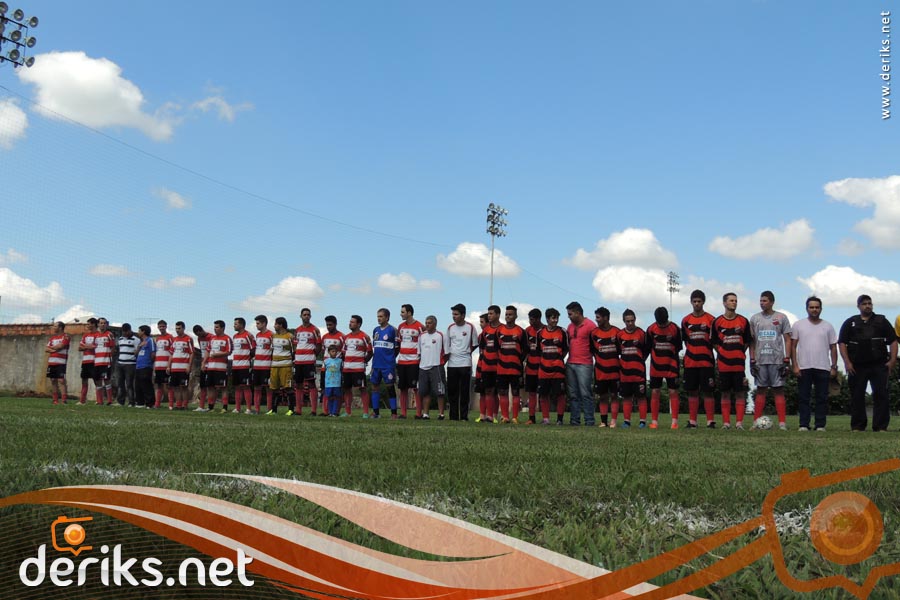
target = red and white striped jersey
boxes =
[154,333,174,370]
[196,333,213,361]
[342,331,372,373]
[322,331,344,354]
[47,334,70,366]
[206,335,232,371]
[93,331,116,367]
[169,335,193,372]
[397,320,424,365]
[293,325,321,365]
[80,332,96,365]
[254,329,273,370]
[232,330,256,369]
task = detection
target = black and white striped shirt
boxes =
[117,335,140,366]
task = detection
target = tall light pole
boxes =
[486,203,508,306]
[0,3,39,68]
[666,271,679,314]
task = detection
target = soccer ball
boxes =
[754,416,773,430]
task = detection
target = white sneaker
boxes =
[798,426,809,432]
[778,423,788,431]
[815,427,826,432]
[244,408,252,414]
[722,423,731,430]
[193,407,205,412]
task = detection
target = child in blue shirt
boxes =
[324,345,344,416]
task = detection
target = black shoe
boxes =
[414,416,423,420]
[438,414,445,420]
[687,423,698,429]
[397,415,407,419]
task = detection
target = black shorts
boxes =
[169,372,189,387]
[342,372,366,389]
[538,378,565,397]
[619,381,646,397]
[80,363,94,380]
[92,365,111,382]
[496,374,521,395]
[649,376,680,390]
[594,379,618,395]
[232,369,252,386]
[154,370,169,385]
[251,370,270,387]
[683,367,715,392]
[525,374,539,393]
[480,371,497,390]
[293,364,317,383]
[207,371,227,387]
[198,371,210,388]
[397,364,419,390]
[46,365,66,379]
[718,371,747,392]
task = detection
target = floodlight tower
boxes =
[486,203,508,306]
[666,271,680,314]
[0,3,39,69]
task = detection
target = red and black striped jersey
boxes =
[496,324,527,376]
[617,328,648,383]
[712,314,750,373]
[647,322,681,378]
[681,312,715,368]
[524,325,542,376]
[478,324,500,373]
[590,326,620,381]
[538,327,568,380]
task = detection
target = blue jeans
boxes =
[798,369,829,429]
[566,363,594,425]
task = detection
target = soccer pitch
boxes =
[2,397,900,599]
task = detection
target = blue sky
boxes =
[0,1,898,333]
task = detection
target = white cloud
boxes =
[708,219,814,260]
[239,276,325,312]
[55,304,95,323]
[436,242,520,277]
[17,51,177,141]
[11,313,43,324]
[836,238,865,257]
[146,276,196,289]
[0,268,64,308]
[0,248,27,266]
[824,175,900,249]
[798,265,900,306]
[153,187,191,210]
[567,228,677,270]
[90,264,130,277]
[0,99,28,150]
[377,272,442,292]
[191,96,253,122]
[592,266,747,312]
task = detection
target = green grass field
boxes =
[2,396,900,599]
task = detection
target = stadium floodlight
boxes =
[0,5,39,68]
[486,203,509,305]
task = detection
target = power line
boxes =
[0,84,453,249]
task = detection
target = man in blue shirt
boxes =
[371,308,400,418]
[135,325,157,408]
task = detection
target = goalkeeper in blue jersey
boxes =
[371,307,400,418]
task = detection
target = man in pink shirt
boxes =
[566,302,598,426]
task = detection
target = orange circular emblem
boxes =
[810,491,883,565]
[63,523,86,546]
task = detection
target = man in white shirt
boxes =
[417,315,446,420]
[446,303,477,421]
[791,296,838,432]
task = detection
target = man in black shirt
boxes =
[838,295,898,431]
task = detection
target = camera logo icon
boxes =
[50,515,93,557]
[762,458,900,599]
